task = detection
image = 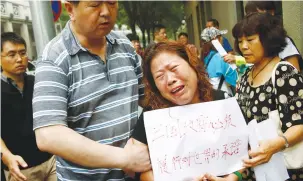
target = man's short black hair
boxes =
[126,34,139,42]
[232,13,286,57]
[178,32,188,39]
[245,1,276,15]
[207,18,219,28]
[154,24,166,34]
[1,32,27,52]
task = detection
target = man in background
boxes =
[1,32,56,181]
[178,32,199,58]
[153,24,168,43]
[126,33,144,58]
[206,18,233,53]
[178,32,189,45]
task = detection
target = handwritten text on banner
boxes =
[144,98,249,181]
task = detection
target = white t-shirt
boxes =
[279,37,300,59]
[209,77,234,96]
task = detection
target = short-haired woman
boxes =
[233,12,303,180]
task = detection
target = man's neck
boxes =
[2,71,25,89]
[70,23,107,53]
[2,71,24,82]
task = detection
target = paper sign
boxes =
[211,39,237,70]
[144,98,249,181]
[248,119,289,181]
[211,39,227,56]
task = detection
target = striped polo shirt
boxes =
[32,21,144,181]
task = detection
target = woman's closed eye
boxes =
[171,65,178,71]
[156,74,164,79]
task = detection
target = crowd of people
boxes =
[1,1,302,181]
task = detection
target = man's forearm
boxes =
[35,125,127,169]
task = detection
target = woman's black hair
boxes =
[232,12,286,57]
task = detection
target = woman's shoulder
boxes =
[275,60,299,73]
[211,51,223,60]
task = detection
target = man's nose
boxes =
[15,54,23,62]
[100,3,110,17]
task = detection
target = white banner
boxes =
[144,98,249,181]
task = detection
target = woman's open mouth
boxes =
[171,85,185,95]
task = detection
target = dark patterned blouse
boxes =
[236,62,303,180]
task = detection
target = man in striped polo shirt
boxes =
[32,1,151,180]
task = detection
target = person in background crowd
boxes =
[206,18,233,53]
[200,27,238,96]
[32,1,151,180]
[233,12,303,180]
[178,32,189,45]
[206,18,239,69]
[178,32,199,58]
[1,32,56,181]
[153,24,168,43]
[126,33,144,58]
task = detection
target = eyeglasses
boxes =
[1,50,28,60]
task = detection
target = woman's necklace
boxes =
[251,59,273,86]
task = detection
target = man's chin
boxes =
[97,25,114,35]
[14,70,26,75]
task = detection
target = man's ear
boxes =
[154,32,158,40]
[64,2,76,21]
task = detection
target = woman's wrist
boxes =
[223,172,240,181]
[272,136,287,153]
[232,171,242,181]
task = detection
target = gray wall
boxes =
[282,1,303,54]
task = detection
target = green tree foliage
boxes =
[119,1,138,35]
[159,1,184,40]
[59,2,69,28]
[59,1,184,47]
[117,2,129,29]
[119,1,184,47]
